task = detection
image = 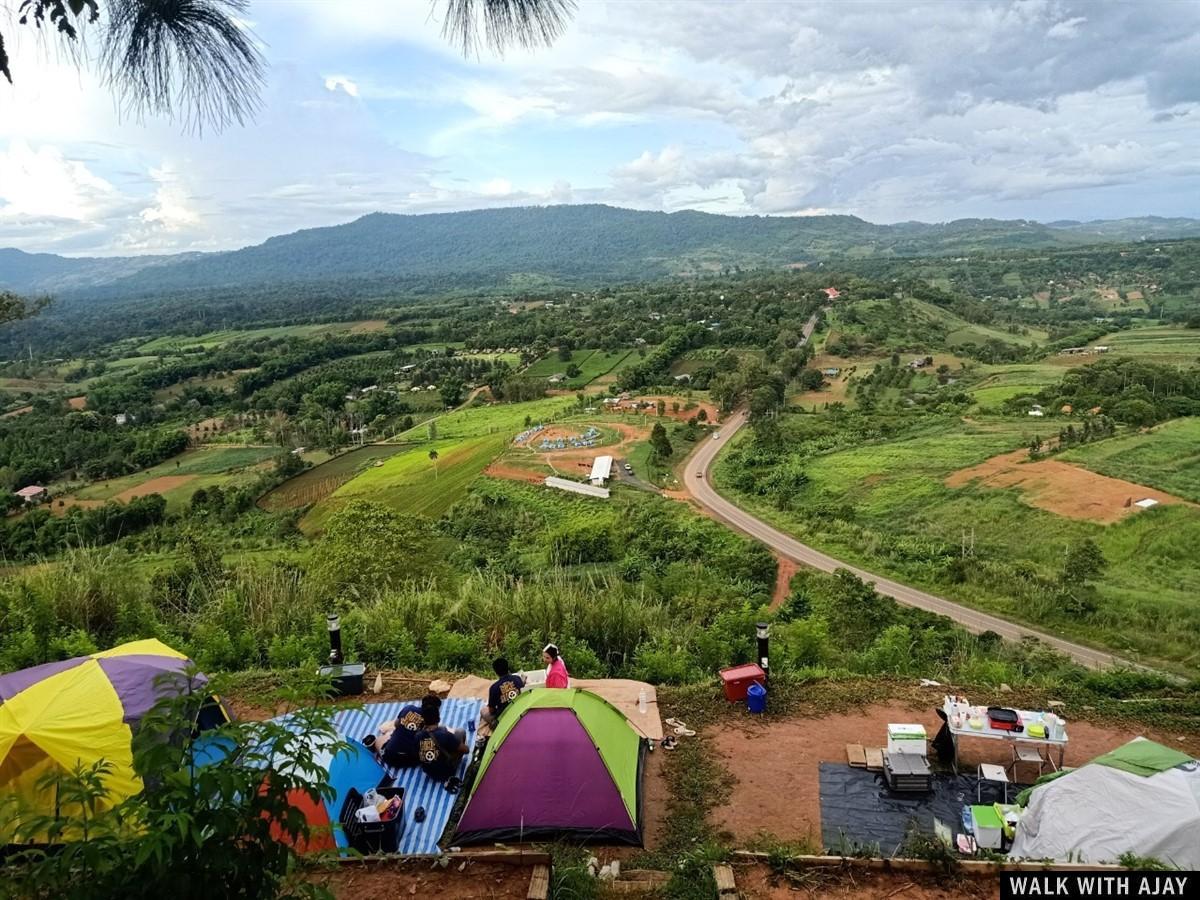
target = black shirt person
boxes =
[482,657,524,727]
[417,706,468,782]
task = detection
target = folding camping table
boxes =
[942,697,1067,772]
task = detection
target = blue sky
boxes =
[1,0,1198,255]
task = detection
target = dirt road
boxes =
[683,410,1144,671]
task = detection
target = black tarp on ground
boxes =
[818,763,1028,855]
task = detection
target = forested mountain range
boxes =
[3,205,1199,299]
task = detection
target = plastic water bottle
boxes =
[638,688,647,714]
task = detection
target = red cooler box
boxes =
[719,664,765,702]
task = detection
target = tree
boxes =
[1062,538,1107,585]
[427,419,438,441]
[656,399,666,417]
[429,448,439,478]
[649,422,672,460]
[439,376,465,408]
[2,0,576,131]
[565,363,581,378]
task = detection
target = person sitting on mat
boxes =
[482,657,524,727]
[377,694,439,768]
[417,706,469,782]
[543,643,570,689]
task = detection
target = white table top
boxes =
[943,699,1068,745]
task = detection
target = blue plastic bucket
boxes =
[746,680,767,714]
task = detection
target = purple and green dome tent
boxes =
[454,687,645,846]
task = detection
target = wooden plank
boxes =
[865,747,884,770]
[714,863,737,896]
[846,743,867,767]
[527,864,550,900]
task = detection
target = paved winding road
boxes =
[683,409,1143,671]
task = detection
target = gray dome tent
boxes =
[1009,738,1200,868]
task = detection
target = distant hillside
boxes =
[4,205,1199,301]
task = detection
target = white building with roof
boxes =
[589,455,613,486]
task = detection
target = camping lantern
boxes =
[327,613,343,665]
[755,622,770,686]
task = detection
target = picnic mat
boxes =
[447,676,664,740]
[272,699,482,856]
[333,699,482,855]
[818,762,1028,856]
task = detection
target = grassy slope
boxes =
[525,349,635,388]
[716,416,1200,672]
[967,363,1065,406]
[75,446,277,509]
[135,321,384,353]
[1060,418,1200,502]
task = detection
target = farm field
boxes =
[906,299,1049,348]
[525,348,634,388]
[301,434,505,532]
[388,396,572,442]
[136,320,388,353]
[1059,417,1200,502]
[967,363,1064,406]
[717,415,1200,673]
[72,445,279,510]
[1084,325,1200,367]
[258,444,406,512]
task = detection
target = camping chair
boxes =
[1009,741,1057,781]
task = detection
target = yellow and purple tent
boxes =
[0,639,226,828]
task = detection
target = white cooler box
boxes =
[886,723,927,755]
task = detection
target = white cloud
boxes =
[0,141,119,222]
[323,75,360,98]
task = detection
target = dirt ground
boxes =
[349,319,389,333]
[772,557,799,610]
[791,354,867,407]
[709,699,1200,848]
[1,405,32,418]
[46,497,105,515]
[309,859,532,899]
[114,474,195,502]
[487,421,650,486]
[67,395,87,410]
[945,448,1193,523]
[735,862,996,899]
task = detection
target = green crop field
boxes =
[258,444,406,511]
[301,434,505,531]
[1060,418,1200,502]
[716,416,1200,673]
[1091,325,1200,367]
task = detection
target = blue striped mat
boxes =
[331,699,483,856]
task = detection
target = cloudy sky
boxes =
[1,0,1199,256]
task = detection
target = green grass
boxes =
[1060,418,1200,502]
[716,416,1200,674]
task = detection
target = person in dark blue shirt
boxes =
[379,695,439,768]
[482,657,524,727]
[417,706,468,782]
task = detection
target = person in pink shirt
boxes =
[542,643,570,688]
